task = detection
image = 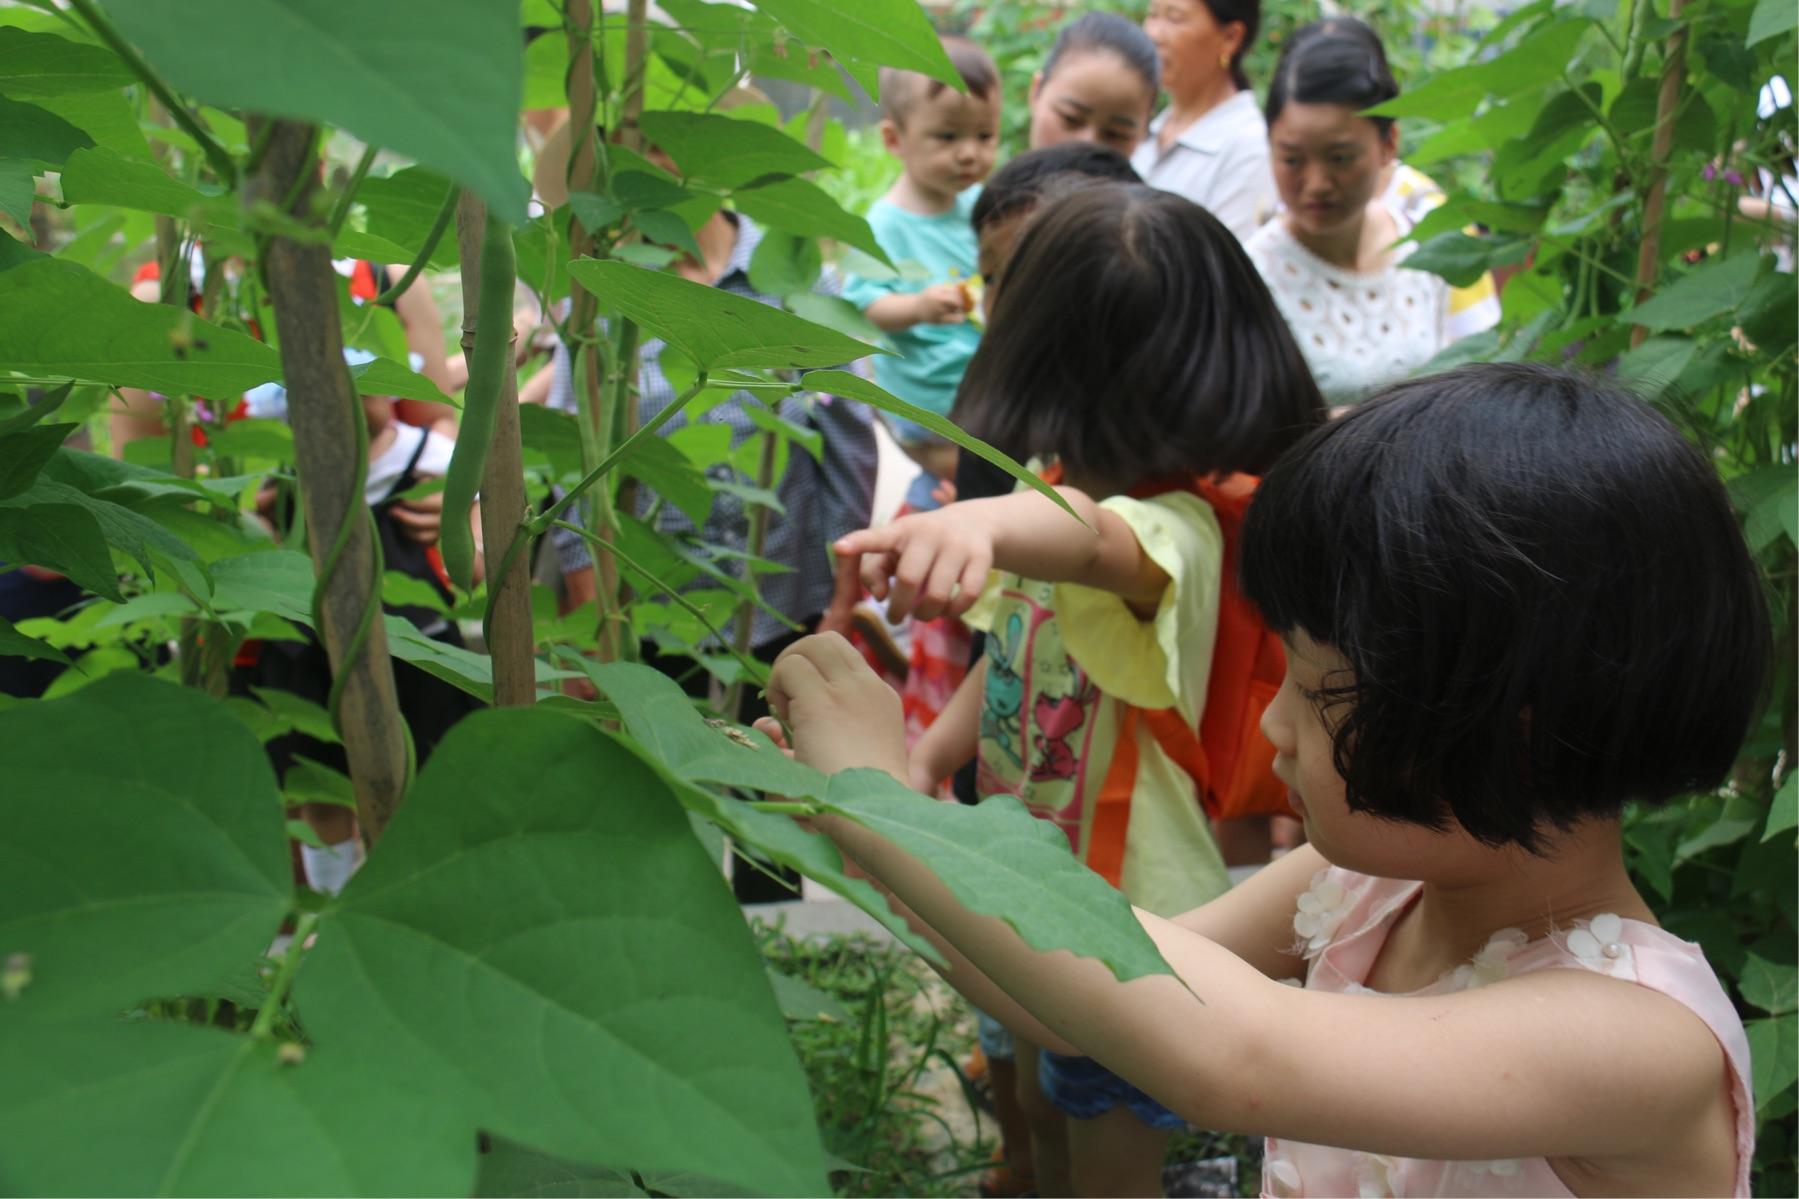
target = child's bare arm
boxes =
[863,283,968,332]
[836,487,1169,624]
[768,635,1733,1176]
[1168,844,1321,981]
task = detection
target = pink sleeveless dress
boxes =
[1262,867,1756,1198]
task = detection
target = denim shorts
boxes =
[1037,1049,1186,1130]
[976,1008,1015,1061]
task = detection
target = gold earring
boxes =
[1219,51,1231,70]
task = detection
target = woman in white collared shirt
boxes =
[1131,0,1274,242]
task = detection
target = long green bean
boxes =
[439,210,517,591]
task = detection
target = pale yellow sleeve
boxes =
[1053,492,1222,713]
[961,569,1004,633]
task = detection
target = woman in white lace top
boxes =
[1244,18,1493,406]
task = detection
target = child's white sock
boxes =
[300,836,366,896]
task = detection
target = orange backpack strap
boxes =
[1086,707,1138,888]
[1086,705,1213,886]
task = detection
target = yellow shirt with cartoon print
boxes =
[966,490,1232,918]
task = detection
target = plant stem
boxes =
[553,520,769,685]
[1620,0,1652,81]
[249,911,320,1040]
[563,0,626,662]
[535,372,710,532]
[722,430,779,718]
[373,184,456,304]
[67,0,238,186]
[326,143,379,239]
[455,194,537,707]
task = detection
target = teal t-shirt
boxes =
[841,187,982,423]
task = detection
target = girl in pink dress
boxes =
[763,362,1767,1197]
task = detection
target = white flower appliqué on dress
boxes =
[1562,911,1634,977]
[1293,870,1353,955]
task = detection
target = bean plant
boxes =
[0,2,1161,1194]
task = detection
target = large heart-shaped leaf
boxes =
[0,500,121,600]
[294,709,830,1197]
[822,768,1176,985]
[751,0,960,97]
[0,159,35,229]
[31,86,152,160]
[357,166,460,268]
[101,0,526,221]
[0,612,70,667]
[0,421,76,500]
[638,111,832,188]
[0,673,290,1018]
[1629,251,1767,332]
[19,468,196,554]
[0,92,94,167]
[567,258,877,371]
[59,146,231,222]
[0,27,136,99]
[733,176,891,265]
[574,660,942,961]
[0,256,282,395]
[0,1017,475,1195]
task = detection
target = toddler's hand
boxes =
[915,282,969,326]
[835,509,992,624]
[766,633,907,781]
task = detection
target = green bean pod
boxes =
[440,210,517,592]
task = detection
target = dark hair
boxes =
[954,181,1324,484]
[880,36,998,122]
[1264,17,1399,135]
[970,142,1142,235]
[1197,0,1261,92]
[1041,12,1160,96]
[1239,363,1772,853]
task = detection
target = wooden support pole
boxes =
[248,117,409,843]
[455,192,538,707]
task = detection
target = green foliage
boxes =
[1395,0,1798,1185]
[568,258,878,371]
[757,923,992,1198]
[296,708,832,1197]
[0,675,290,1019]
[100,0,528,220]
[752,0,962,97]
[7,0,1789,1191]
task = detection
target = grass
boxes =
[753,918,996,1198]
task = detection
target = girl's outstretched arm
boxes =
[835,487,1169,624]
[769,635,1738,1185]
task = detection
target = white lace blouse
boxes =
[1245,211,1451,407]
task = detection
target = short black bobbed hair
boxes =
[1240,363,1772,853]
[954,181,1325,485]
[1264,17,1399,137]
[970,142,1141,236]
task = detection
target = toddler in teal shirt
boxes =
[842,36,1000,506]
